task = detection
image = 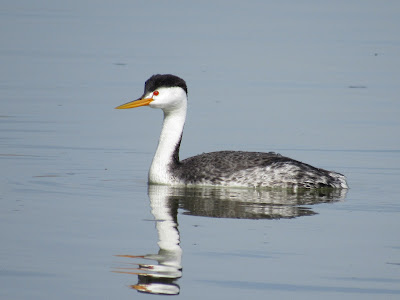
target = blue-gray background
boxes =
[1,1,399,299]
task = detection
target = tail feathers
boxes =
[329,172,348,189]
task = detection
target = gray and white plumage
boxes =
[116,74,348,189]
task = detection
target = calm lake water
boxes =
[1,1,400,299]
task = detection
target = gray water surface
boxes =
[1,1,400,299]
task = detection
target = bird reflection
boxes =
[113,185,347,295]
[113,186,182,295]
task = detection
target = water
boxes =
[1,1,400,299]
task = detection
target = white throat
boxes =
[148,104,186,184]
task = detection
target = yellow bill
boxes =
[115,97,153,109]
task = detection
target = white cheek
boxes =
[149,96,165,109]
[147,87,186,111]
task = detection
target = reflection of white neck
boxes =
[149,185,182,268]
[148,106,186,185]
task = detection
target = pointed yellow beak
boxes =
[115,97,153,109]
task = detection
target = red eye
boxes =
[153,91,159,96]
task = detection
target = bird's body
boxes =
[116,74,348,189]
[173,151,347,189]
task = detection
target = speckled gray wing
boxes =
[173,151,346,188]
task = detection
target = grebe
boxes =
[116,74,348,189]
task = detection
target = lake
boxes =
[1,1,400,299]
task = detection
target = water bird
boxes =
[116,74,348,189]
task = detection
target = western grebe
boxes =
[116,74,348,189]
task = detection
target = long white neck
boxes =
[148,104,186,184]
